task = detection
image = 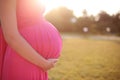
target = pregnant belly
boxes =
[19,21,62,59]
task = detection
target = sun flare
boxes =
[40,0,120,17]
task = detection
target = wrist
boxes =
[38,57,47,68]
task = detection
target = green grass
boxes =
[48,38,120,80]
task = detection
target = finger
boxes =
[52,59,59,63]
[48,59,59,61]
[48,59,58,64]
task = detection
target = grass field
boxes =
[48,37,120,80]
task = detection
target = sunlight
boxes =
[40,0,120,17]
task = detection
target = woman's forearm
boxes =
[6,32,47,68]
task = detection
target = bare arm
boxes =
[0,0,57,71]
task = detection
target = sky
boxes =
[41,0,120,17]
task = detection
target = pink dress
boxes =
[2,0,62,80]
[0,27,7,80]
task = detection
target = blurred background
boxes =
[41,0,120,80]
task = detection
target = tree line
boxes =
[45,7,120,36]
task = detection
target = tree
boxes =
[45,7,77,32]
[112,13,120,35]
[76,10,97,34]
[96,11,114,34]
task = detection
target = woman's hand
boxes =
[41,59,58,71]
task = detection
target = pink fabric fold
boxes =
[0,27,7,80]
